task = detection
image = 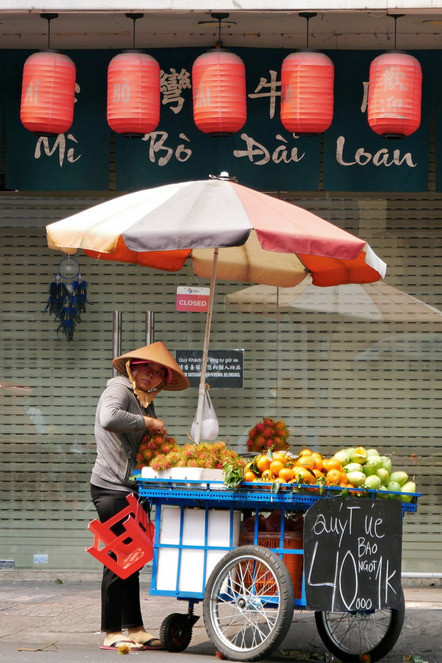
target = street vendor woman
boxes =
[90,341,190,652]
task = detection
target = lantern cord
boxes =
[126,13,144,49]
[40,13,58,50]
[299,12,317,50]
[211,13,229,48]
[389,14,405,50]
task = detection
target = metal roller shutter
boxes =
[0,191,441,573]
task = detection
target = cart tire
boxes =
[159,612,194,652]
[314,588,405,662]
[203,544,294,662]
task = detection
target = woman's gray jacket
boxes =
[90,375,155,492]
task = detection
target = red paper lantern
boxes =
[107,50,160,137]
[367,52,422,139]
[280,51,334,135]
[192,49,246,136]
[20,50,76,136]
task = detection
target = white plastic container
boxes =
[155,506,240,593]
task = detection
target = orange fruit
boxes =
[296,455,315,470]
[311,452,323,471]
[323,458,343,473]
[293,467,315,484]
[244,470,257,482]
[269,460,284,477]
[272,451,289,463]
[313,468,325,480]
[256,455,271,473]
[339,471,349,485]
[261,469,274,482]
[298,448,312,457]
[326,468,342,485]
[279,467,295,482]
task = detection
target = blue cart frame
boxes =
[137,475,419,662]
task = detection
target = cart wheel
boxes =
[159,612,197,652]
[203,544,294,662]
[314,588,405,662]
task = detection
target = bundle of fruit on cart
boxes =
[243,445,417,501]
[136,418,417,499]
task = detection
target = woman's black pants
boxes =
[90,484,144,633]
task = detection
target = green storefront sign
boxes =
[2,48,437,192]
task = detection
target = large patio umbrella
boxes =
[46,177,386,443]
[225,277,442,323]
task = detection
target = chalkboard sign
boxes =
[175,349,243,388]
[304,498,403,612]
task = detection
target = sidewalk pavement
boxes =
[0,572,441,662]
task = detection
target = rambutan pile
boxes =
[136,433,179,470]
[246,417,290,453]
[146,441,245,473]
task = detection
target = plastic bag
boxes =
[191,389,219,441]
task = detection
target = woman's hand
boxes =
[144,416,167,436]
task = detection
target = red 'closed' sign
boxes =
[176,286,210,312]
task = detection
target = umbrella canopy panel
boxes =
[46,179,386,288]
[225,278,442,323]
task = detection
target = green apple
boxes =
[401,481,416,502]
[364,475,382,490]
[389,471,408,487]
[376,468,390,485]
[387,480,402,497]
[333,450,351,465]
[344,462,363,473]
[380,456,392,473]
[363,456,383,476]
[350,447,368,464]
[366,448,380,457]
[377,485,390,499]
[347,471,366,487]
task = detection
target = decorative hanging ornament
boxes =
[43,257,90,342]
[192,14,246,136]
[20,14,76,136]
[107,14,160,137]
[367,14,422,139]
[367,51,422,139]
[280,51,334,135]
[280,12,334,136]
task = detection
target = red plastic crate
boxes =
[86,493,154,579]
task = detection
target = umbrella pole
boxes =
[193,248,219,444]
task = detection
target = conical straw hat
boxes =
[112,341,190,391]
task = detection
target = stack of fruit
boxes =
[242,446,417,502]
[246,417,290,453]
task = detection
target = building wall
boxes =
[0,190,440,572]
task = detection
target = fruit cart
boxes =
[133,474,419,662]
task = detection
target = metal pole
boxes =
[145,311,155,345]
[112,311,122,376]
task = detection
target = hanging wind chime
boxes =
[43,257,90,342]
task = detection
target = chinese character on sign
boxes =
[160,68,191,114]
[248,70,281,119]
